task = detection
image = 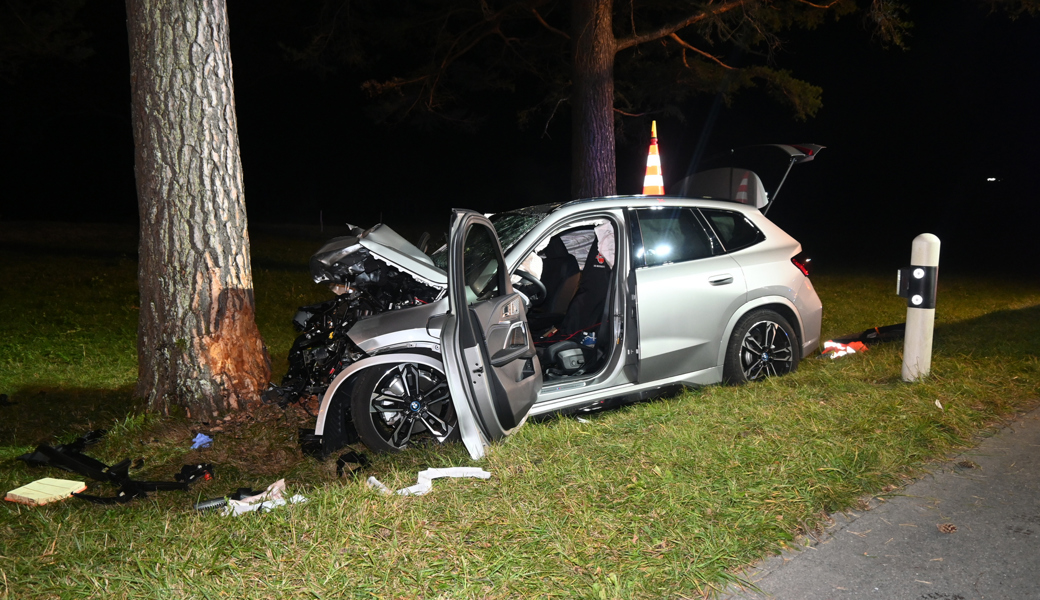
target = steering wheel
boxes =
[514,269,547,307]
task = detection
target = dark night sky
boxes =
[2,2,1038,272]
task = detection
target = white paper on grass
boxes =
[366,467,492,496]
[222,478,307,516]
[365,476,391,494]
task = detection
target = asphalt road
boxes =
[721,405,1040,600]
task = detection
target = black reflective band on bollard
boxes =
[897,265,938,309]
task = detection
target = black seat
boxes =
[528,236,580,332]
[557,237,611,337]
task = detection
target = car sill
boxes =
[529,366,720,416]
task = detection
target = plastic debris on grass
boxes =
[367,467,492,496]
[194,487,265,512]
[821,340,869,359]
[822,323,907,359]
[17,430,214,504]
[222,479,306,516]
[336,451,370,478]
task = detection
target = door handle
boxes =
[709,274,734,286]
[490,345,528,367]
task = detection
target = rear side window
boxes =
[633,207,712,267]
[700,208,765,253]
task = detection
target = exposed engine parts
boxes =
[262,230,443,408]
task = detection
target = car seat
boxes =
[528,235,580,332]
[557,236,611,338]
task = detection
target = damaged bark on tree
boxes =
[126,0,270,416]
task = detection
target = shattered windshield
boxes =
[429,204,556,270]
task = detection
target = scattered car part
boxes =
[222,479,306,516]
[194,487,265,512]
[17,434,212,504]
[366,467,492,496]
[832,323,906,345]
[821,340,868,359]
[335,451,370,478]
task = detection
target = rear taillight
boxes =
[792,252,812,277]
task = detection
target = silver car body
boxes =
[312,196,823,460]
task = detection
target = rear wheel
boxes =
[351,362,458,453]
[724,309,799,384]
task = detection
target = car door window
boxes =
[462,222,504,304]
[633,207,712,267]
[699,208,765,253]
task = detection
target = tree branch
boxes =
[531,8,569,39]
[793,0,841,8]
[615,0,747,52]
[668,33,736,70]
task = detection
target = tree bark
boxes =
[570,0,617,199]
[126,0,270,416]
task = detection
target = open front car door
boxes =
[441,210,543,459]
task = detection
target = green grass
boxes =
[1,222,1038,599]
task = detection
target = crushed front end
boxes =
[262,225,446,408]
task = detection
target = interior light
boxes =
[653,244,672,257]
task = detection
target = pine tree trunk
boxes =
[570,0,617,199]
[126,0,270,417]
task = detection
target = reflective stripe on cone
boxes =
[643,120,664,195]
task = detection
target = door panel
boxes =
[441,210,542,459]
[635,254,747,382]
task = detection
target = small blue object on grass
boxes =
[191,433,213,449]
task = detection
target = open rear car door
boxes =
[441,210,543,459]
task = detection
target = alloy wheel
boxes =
[738,320,795,380]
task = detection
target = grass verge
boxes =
[1,222,1037,599]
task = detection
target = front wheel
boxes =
[351,362,458,453]
[723,309,800,384]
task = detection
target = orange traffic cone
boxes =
[642,121,664,195]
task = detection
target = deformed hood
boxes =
[310,223,447,289]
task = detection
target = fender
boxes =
[314,352,445,436]
[715,296,805,367]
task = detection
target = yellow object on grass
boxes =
[5,478,87,506]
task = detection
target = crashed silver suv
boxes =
[269,145,824,460]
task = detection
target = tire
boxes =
[350,362,458,453]
[723,309,800,384]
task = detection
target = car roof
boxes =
[552,195,767,217]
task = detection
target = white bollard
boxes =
[898,234,940,381]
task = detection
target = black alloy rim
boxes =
[739,320,794,380]
[368,364,454,448]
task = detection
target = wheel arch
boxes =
[716,297,805,368]
[314,352,445,436]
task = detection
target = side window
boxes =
[462,223,504,304]
[633,207,712,267]
[700,208,765,253]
